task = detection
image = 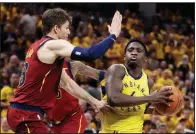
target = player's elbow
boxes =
[107,95,121,107]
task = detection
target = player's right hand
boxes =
[149,86,174,106]
[108,11,122,38]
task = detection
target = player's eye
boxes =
[137,48,143,53]
[128,48,134,52]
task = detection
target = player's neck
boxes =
[126,65,142,78]
[46,32,59,40]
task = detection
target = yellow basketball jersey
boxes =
[100,64,149,133]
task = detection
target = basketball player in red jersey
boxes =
[48,60,106,133]
[7,8,122,133]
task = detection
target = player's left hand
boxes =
[108,11,122,38]
[97,100,116,115]
[89,99,106,113]
[102,101,116,112]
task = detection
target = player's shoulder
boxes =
[107,64,125,77]
[108,64,124,70]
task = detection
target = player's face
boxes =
[56,21,70,40]
[125,42,147,67]
[10,73,20,87]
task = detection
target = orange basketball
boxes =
[155,86,184,116]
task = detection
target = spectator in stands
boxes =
[143,120,153,133]
[0,68,10,88]
[147,50,159,70]
[157,123,167,133]
[18,7,37,41]
[7,55,21,75]
[148,122,157,133]
[1,72,20,117]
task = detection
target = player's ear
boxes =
[54,25,59,34]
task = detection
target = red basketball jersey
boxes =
[47,60,81,121]
[11,36,64,113]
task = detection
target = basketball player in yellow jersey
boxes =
[100,39,173,133]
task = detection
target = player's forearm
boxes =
[62,76,97,103]
[107,81,152,106]
[71,61,105,81]
[76,63,100,80]
[108,93,152,107]
[70,34,116,61]
[80,68,105,81]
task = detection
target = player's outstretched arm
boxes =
[70,61,105,81]
[106,64,173,107]
[59,68,106,112]
[37,11,122,64]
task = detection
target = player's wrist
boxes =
[145,95,155,103]
[99,71,105,82]
[109,34,117,40]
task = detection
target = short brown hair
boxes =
[42,8,71,34]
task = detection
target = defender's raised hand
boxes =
[108,11,122,38]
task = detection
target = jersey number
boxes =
[57,88,62,99]
[19,62,29,87]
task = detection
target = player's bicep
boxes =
[47,40,74,57]
[105,65,125,99]
[38,40,75,64]
[147,77,154,93]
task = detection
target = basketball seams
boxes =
[168,88,180,115]
[163,104,167,114]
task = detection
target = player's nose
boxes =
[67,29,71,35]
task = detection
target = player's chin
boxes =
[129,60,137,63]
[128,61,140,68]
[128,60,138,65]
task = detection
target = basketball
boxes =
[155,86,184,116]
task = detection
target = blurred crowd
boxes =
[0,3,194,133]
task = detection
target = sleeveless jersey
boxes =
[11,36,64,113]
[100,64,149,133]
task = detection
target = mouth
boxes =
[130,57,137,61]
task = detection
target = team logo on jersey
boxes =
[26,49,34,59]
[124,82,147,96]
[75,51,81,55]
